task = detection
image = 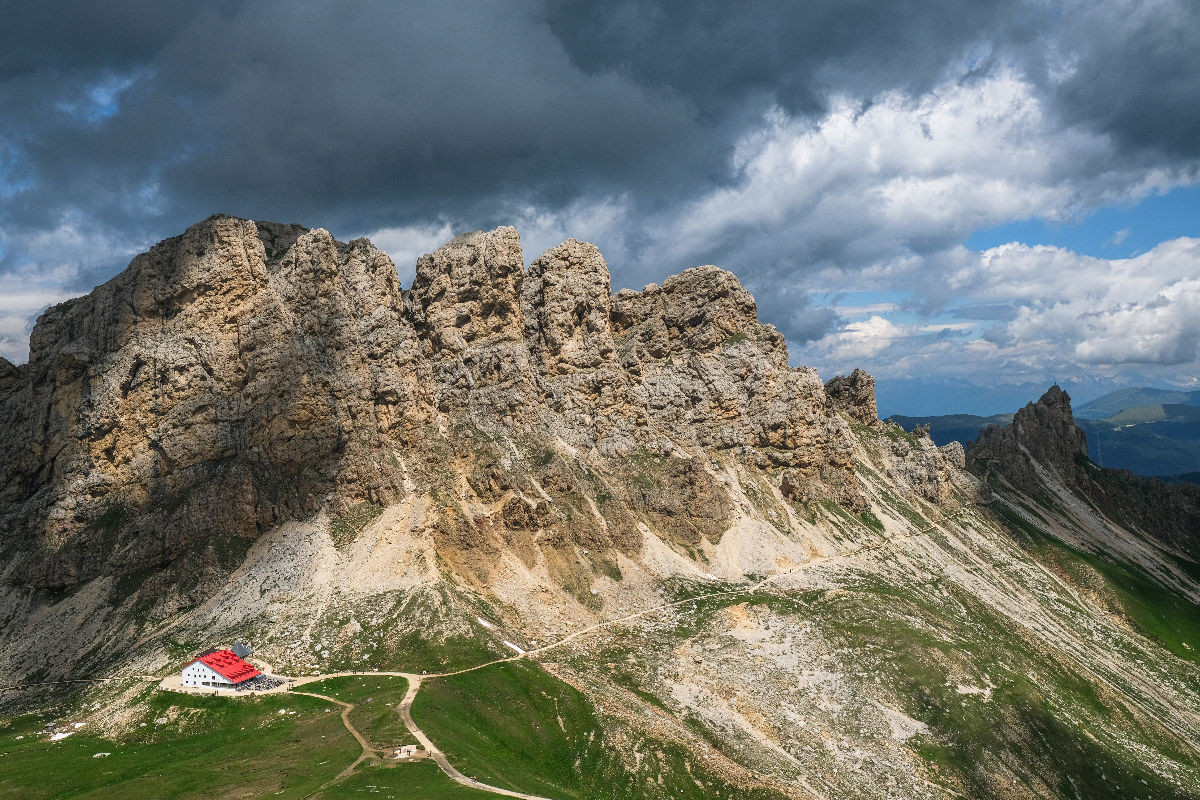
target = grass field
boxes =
[301,675,413,748]
[315,760,495,799]
[996,501,1200,667]
[799,548,1198,800]
[0,689,358,799]
[0,678,525,800]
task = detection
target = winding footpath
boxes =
[290,691,374,780]
[4,507,968,800]
[396,676,548,799]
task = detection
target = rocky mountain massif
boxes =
[0,216,884,592]
[1,216,1199,800]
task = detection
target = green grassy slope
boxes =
[0,678,511,800]
[413,659,784,800]
[302,675,412,747]
[995,503,1200,667]
[0,690,358,799]
[5,509,1198,800]
[598,578,1194,799]
[807,574,1194,799]
[315,760,495,799]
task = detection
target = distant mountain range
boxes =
[889,386,1200,482]
[1074,387,1200,419]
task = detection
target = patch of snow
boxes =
[502,640,525,655]
[49,732,73,741]
[476,617,494,629]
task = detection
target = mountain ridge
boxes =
[967,385,1200,556]
[1,215,910,594]
[1075,386,1200,419]
[890,398,1200,478]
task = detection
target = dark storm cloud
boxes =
[747,284,841,347]
[1,0,1199,335]
[0,0,701,246]
[0,2,235,76]
[546,0,1031,119]
[0,0,1050,245]
[1053,0,1200,160]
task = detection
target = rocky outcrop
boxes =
[824,368,879,426]
[0,215,921,592]
[0,358,20,395]
[522,239,631,452]
[882,427,963,505]
[611,267,858,477]
[523,239,616,375]
[968,385,1087,494]
[407,227,535,425]
[0,216,411,588]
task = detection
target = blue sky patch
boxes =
[966,184,1200,258]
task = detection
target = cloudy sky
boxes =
[2,0,1198,414]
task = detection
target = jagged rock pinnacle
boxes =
[824,368,879,427]
[967,384,1087,493]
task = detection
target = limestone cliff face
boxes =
[523,238,629,451]
[0,216,918,592]
[0,217,416,589]
[611,267,850,465]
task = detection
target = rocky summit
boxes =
[1,217,1199,800]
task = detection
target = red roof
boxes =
[189,649,262,684]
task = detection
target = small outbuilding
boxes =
[181,648,262,688]
[394,744,421,759]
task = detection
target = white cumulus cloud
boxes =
[0,215,147,363]
[639,69,1191,298]
[365,221,458,286]
[804,237,1200,386]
